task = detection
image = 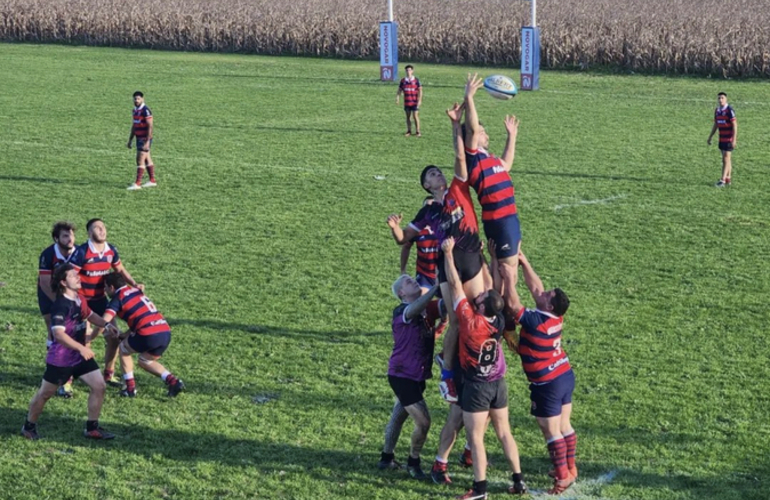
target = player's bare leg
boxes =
[430,403,464,484]
[490,406,522,474]
[103,331,121,386]
[464,410,489,482]
[26,380,58,424]
[404,110,413,136]
[78,370,115,439]
[120,339,184,396]
[722,150,732,184]
[414,111,421,137]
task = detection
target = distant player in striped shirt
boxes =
[396,65,423,137]
[127,91,157,190]
[500,252,576,495]
[707,92,737,187]
[70,218,144,387]
[103,273,185,397]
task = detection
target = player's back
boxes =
[108,286,170,336]
[466,148,518,223]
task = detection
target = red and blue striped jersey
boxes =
[399,77,421,107]
[714,105,736,143]
[466,147,518,222]
[413,227,439,281]
[132,104,152,138]
[106,286,170,337]
[515,308,571,384]
[38,244,73,278]
[69,240,121,300]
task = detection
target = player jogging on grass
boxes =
[707,92,737,187]
[127,91,157,190]
[103,273,185,397]
[499,252,576,495]
[22,264,119,441]
[442,237,527,499]
[396,65,423,137]
[70,218,144,388]
[37,221,77,398]
[377,277,442,479]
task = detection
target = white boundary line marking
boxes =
[528,469,620,500]
[554,194,627,211]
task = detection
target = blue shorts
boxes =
[416,272,437,290]
[483,216,521,259]
[38,287,54,316]
[404,105,419,112]
[87,296,109,316]
[128,331,171,357]
[718,141,734,152]
[529,369,575,418]
[136,137,153,151]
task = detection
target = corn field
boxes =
[1,0,769,77]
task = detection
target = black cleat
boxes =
[83,425,116,440]
[377,458,401,470]
[408,464,428,480]
[167,379,185,397]
[431,461,451,484]
[21,425,40,440]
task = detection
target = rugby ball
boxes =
[483,75,518,100]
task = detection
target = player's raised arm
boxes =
[500,115,519,172]
[446,102,467,181]
[404,284,439,321]
[400,239,414,274]
[387,214,419,245]
[518,251,544,301]
[463,73,485,151]
[441,238,465,305]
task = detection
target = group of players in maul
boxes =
[382,73,577,499]
[21,92,183,442]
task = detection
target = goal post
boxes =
[521,0,541,90]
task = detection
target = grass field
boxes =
[0,44,769,500]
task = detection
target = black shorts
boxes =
[461,378,508,413]
[388,375,426,407]
[43,358,100,386]
[718,141,734,152]
[38,288,54,316]
[87,296,108,316]
[136,137,153,151]
[127,331,171,357]
[438,248,483,284]
[530,370,575,418]
[404,105,419,112]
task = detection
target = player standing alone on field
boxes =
[499,252,576,495]
[396,65,422,137]
[707,92,737,187]
[127,91,157,190]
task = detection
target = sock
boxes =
[124,373,136,392]
[104,369,114,382]
[160,371,170,382]
[564,431,577,471]
[435,456,447,464]
[86,420,99,431]
[164,373,178,386]
[473,480,488,494]
[547,437,569,480]
[147,165,155,182]
[512,472,524,483]
[381,452,395,463]
[407,456,420,467]
[24,419,36,430]
[135,168,144,185]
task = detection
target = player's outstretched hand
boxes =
[441,237,455,253]
[136,283,145,292]
[446,102,465,123]
[504,115,520,137]
[465,73,484,99]
[488,238,497,260]
[386,214,403,229]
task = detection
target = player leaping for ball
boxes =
[127,91,157,190]
[103,274,185,397]
[499,253,576,495]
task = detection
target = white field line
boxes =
[541,90,770,107]
[554,194,627,211]
[528,470,620,500]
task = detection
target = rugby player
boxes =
[70,219,144,387]
[442,237,527,499]
[21,264,118,440]
[38,221,77,397]
[103,273,184,397]
[378,277,442,479]
[707,92,737,187]
[127,91,157,190]
[500,253,576,495]
[396,65,423,137]
[462,74,523,339]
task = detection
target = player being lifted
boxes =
[70,219,144,388]
[127,91,157,190]
[22,264,119,440]
[103,274,185,397]
[37,221,77,397]
[500,253,576,495]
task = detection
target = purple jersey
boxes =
[46,295,92,367]
[387,303,435,382]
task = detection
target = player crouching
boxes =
[103,274,184,398]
